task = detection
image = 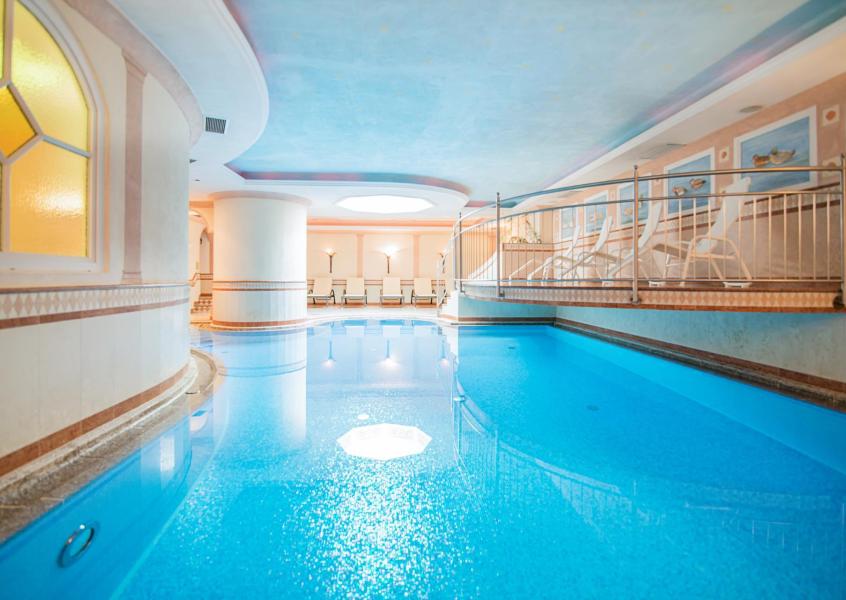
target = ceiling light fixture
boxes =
[739,105,764,114]
[337,195,432,214]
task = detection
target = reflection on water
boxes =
[0,321,844,599]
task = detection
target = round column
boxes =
[212,193,308,328]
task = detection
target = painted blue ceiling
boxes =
[225,0,846,201]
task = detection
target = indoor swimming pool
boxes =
[1,321,845,598]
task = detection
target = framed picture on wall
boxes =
[664,149,714,215]
[584,191,608,233]
[617,179,651,226]
[559,206,576,239]
[734,107,816,193]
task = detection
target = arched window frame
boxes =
[0,0,104,273]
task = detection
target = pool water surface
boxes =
[1,321,845,598]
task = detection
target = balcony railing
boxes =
[448,160,846,306]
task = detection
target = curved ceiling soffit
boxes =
[229,170,471,197]
[194,0,269,163]
[65,0,205,145]
[105,0,270,163]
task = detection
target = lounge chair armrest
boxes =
[687,234,743,257]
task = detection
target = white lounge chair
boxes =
[308,277,335,305]
[525,224,582,280]
[559,215,614,280]
[605,200,663,279]
[343,277,367,304]
[411,278,436,304]
[380,277,404,304]
[654,177,752,286]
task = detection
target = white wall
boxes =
[141,76,190,282]
[213,195,307,325]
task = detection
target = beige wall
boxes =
[306,229,451,302]
[552,72,846,213]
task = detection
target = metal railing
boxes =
[446,160,846,303]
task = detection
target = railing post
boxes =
[840,154,846,305]
[496,193,502,298]
[631,165,640,304]
[456,212,463,295]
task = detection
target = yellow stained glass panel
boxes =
[11,1,88,151]
[10,142,87,256]
[0,85,36,157]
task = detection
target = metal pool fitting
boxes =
[57,523,97,568]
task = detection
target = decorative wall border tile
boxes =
[0,362,192,478]
[212,280,307,292]
[0,284,189,328]
[462,283,841,312]
[210,318,307,329]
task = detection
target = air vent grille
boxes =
[204,117,227,134]
[638,143,684,161]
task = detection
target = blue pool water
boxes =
[1,321,846,598]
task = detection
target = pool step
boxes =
[191,294,212,313]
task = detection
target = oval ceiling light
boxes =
[337,195,433,214]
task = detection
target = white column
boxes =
[212,193,308,328]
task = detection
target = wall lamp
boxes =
[324,248,336,273]
[383,247,397,274]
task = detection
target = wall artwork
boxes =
[559,206,576,239]
[618,180,651,225]
[665,151,713,215]
[735,108,816,193]
[584,192,608,233]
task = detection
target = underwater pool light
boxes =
[337,423,431,460]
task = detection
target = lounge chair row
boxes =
[513,177,753,286]
[308,277,438,305]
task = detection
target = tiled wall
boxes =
[556,305,846,384]
[0,285,189,459]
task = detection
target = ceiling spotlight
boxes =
[739,105,763,114]
[337,195,432,214]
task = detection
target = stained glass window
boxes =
[0,0,90,257]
